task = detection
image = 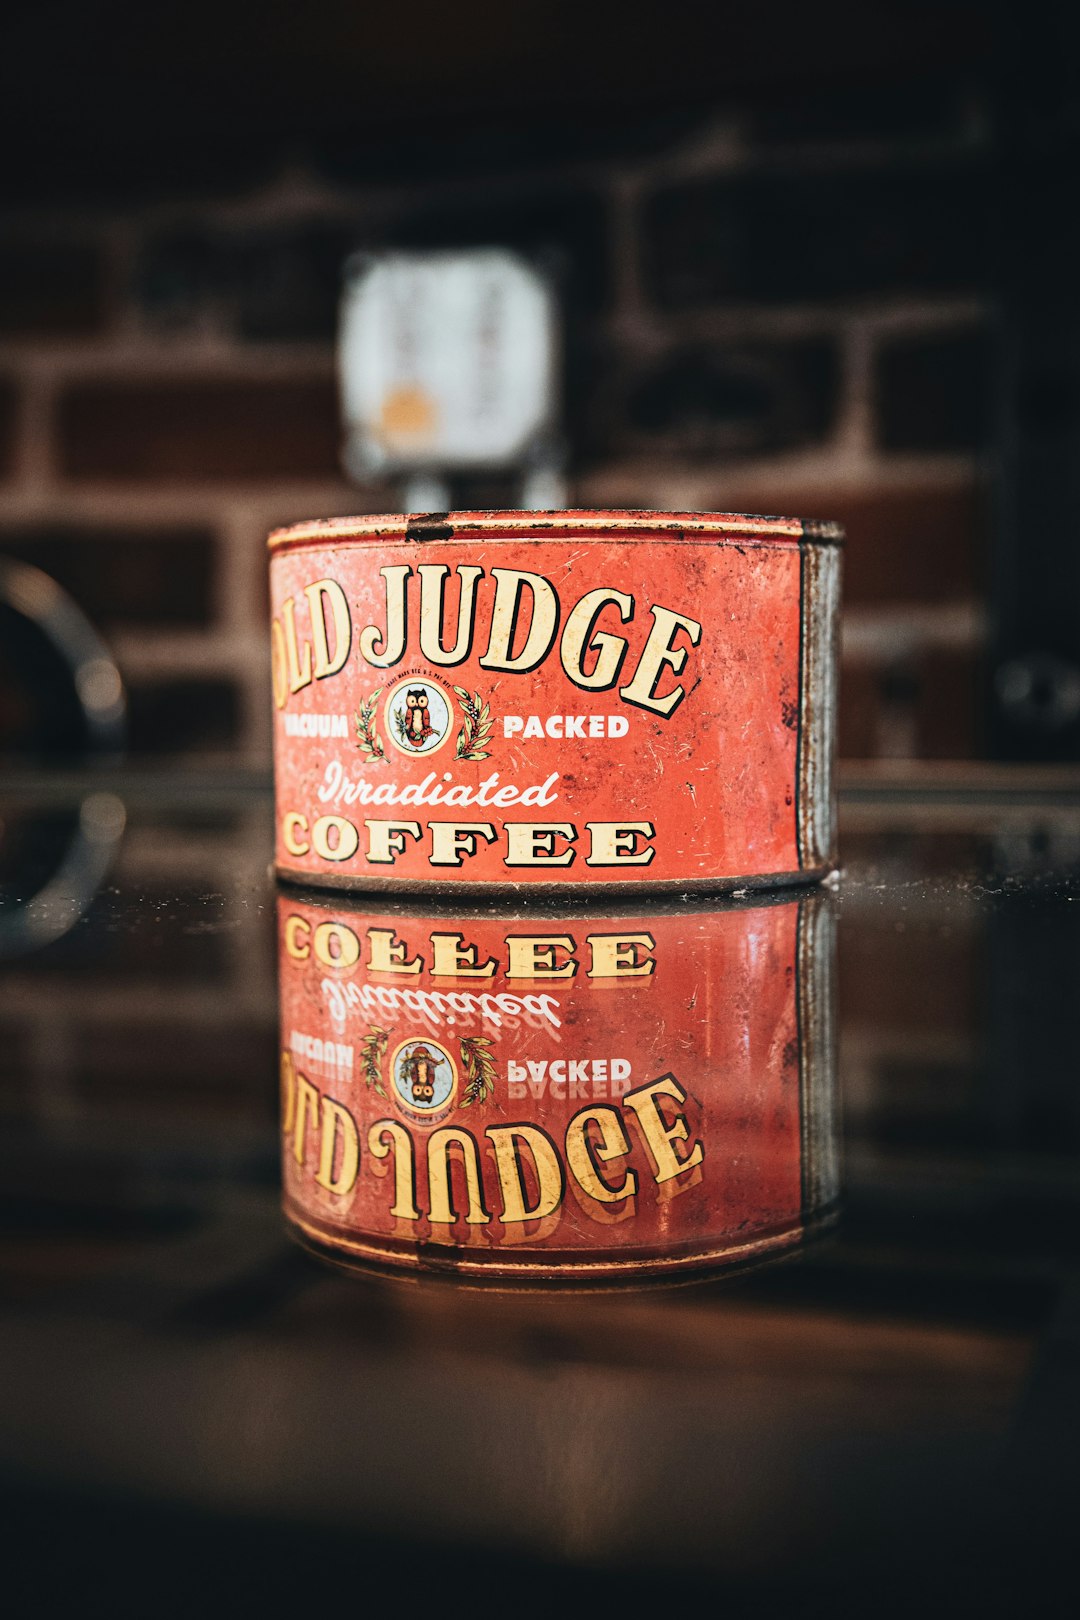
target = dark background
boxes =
[3,7,1080,1615]
[3,0,1075,766]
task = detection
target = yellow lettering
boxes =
[429,821,496,866]
[280,1050,297,1135]
[359,565,410,668]
[504,822,576,867]
[365,819,422,864]
[585,822,655,866]
[368,1120,420,1221]
[560,588,633,689]
[367,927,422,976]
[282,811,309,856]
[313,920,361,970]
[316,1096,360,1196]
[281,595,313,694]
[293,1071,320,1167]
[431,931,497,978]
[479,569,559,673]
[586,932,656,978]
[619,605,702,717]
[505,934,577,979]
[284,915,310,961]
[304,578,352,680]
[486,1125,564,1224]
[270,618,289,709]
[418,564,482,664]
[622,1075,703,1185]
[312,814,360,863]
[427,1128,490,1226]
[565,1107,638,1203]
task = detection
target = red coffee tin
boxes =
[278,887,837,1282]
[269,510,842,895]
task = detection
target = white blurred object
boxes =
[340,248,562,505]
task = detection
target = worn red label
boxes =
[269,513,841,892]
[278,887,836,1280]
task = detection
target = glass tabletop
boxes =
[1,778,1077,1615]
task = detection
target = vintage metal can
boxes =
[278,886,837,1282]
[269,510,842,895]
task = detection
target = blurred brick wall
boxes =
[0,81,991,765]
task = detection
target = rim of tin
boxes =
[268,508,844,552]
[273,872,832,920]
[284,1202,838,1285]
[274,862,838,903]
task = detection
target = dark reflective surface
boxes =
[1,781,1078,1615]
[276,885,836,1279]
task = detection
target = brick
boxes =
[126,676,241,754]
[73,1021,277,1123]
[389,186,611,313]
[621,338,839,457]
[748,75,976,147]
[232,225,355,342]
[920,647,983,758]
[0,378,16,478]
[6,138,277,209]
[134,230,219,330]
[0,1022,30,1118]
[315,107,709,190]
[840,649,980,759]
[876,328,992,451]
[0,240,107,337]
[0,526,215,628]
[642,163,990,308]
[863,1057,983,1153]
[58,379,340,480]
[713,486,983,605]
[137,224,354,341]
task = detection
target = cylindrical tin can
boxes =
[269,510,842,895]
[277,887,837,1282]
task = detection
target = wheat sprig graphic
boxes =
[359,1025,389,1095]
[452,687,495,761]
[459,1034,497,1106]
[354,688,385,760]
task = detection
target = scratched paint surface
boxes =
[269,514,840,892]
[278,889,835,1279]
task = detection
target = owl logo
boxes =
[390,1038,458,1119]
[403,688,435,748]
[401,1043,442,1103]
[384,678,451,757]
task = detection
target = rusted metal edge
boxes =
[797,893,840,1222]
[272,875,813,921]
[285,1202,825,1283]
[796,535,842,871]
[268,509,845,552]
[274,862,837,901]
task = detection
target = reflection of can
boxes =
[269,510,842,895]
[277,888,837,1282]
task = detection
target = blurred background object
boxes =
[0,558,126,954]
[2,0,1074,775]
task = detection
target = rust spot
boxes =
[782,699,799,730]
[406,513,454,543]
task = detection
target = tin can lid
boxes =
[268,509,844,551]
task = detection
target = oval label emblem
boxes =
[390,1037,459,1121]
[384,677,452,758]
